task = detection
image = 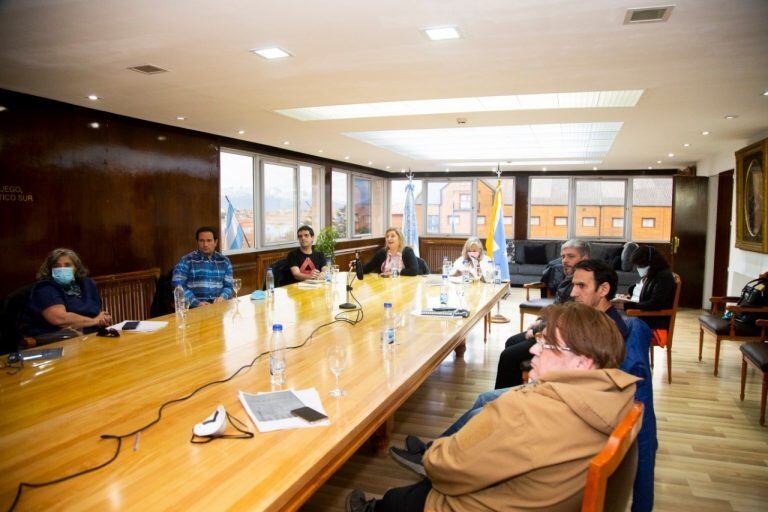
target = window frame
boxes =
[332,168,387,241]
[573,177,628,241]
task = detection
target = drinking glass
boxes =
[232,278,242,300]
[327,345,348,397]
[331,265,340,281]
[176,298,189,328]
[455,271,467,308]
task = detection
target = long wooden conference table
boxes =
[0,274,508,511]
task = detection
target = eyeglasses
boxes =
[534,332,572,352]
[97,327,120,338]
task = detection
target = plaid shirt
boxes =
[172,250,234,306]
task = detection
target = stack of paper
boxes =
[239,388,330,432]
[110,321,168,332]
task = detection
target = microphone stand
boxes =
[339,270,359,309]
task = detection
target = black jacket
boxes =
[363,247,419,276]
[626,268,676,330]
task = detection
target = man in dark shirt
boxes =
[570,259,628,339]
[286,225,328,282]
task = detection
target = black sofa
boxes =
[507,239,639,294]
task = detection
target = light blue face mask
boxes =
[52,267,75,286]
[636,266,649,278]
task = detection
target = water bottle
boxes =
[494,264,502,285]
[266,267,275,296]
[441,256,450,279]
[392,267,399,279]
[440,275,449,305]
[325,258,332,284]
[173,285,185,320]
[269,323,286,385]
[381,303,396,350]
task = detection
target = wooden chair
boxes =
[519,281,555,330]
[739,319,768,426]
[625,273,681,384]
[698,295,768,376]
[93,268,160,323]
[581,402,644,512]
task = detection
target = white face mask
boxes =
[636,266,649,278]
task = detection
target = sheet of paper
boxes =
[297,281,323,289]
[110,321,168,333]
[239,387,330,432]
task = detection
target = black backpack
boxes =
[734,277,768,326]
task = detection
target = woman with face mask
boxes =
[614,245,676,333]
[22,248,111,337]
[451,237,495,281]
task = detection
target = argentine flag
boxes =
[485,180,510,281]
[403,180,420,257]
[225,201,245,250]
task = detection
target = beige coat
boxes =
[423,369,639,511]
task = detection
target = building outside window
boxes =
[612,217,624,228]
[554,216,568,227]
[263,162,297,244]
[575,180,625,238]
[426,181,472,235]
[477,178,514,239]
[632,178,672,241]
[582,217,596,227]
[530,178,569,239]
[353,176,372,236]
[642,217,656,228]
[530,216,540,226]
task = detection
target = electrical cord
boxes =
[6,305,365,511]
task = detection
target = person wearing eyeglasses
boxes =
[22,248,111,338]
[346,302,638,512]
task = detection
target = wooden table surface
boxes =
[0,274,507,511]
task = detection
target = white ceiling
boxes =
[1,0,767,173]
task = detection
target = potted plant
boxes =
[315,226,340,262]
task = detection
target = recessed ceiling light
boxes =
[251,47,291,59]
[701,130,710,135]
[386,166,390,169]
[318,149,323,153]
[648,166,653,170]
[763,89,768,97]
[422,26,461,41]
[238,130,245,135]
[87,94,100,101]
[276,90,644,121]
[724,114,738,120]
[448,160,602,167]
[667,153,674,158]
[400,169,406,173]
[157,135,167,141]
[367,161,373,165]
[446,168,451,172]
[683,143,690,147]
[657,160,662,164]
[344,156,350,160]
[283,140,290,145]
[89,122,100,129]
[593,166,598,170]
[0,106,6,112]
[176,116,186,121]
[542,167,547,171]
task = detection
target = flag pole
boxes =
[490,163,510,324]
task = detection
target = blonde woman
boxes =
[451,237,495,281]
[363,227,419,276]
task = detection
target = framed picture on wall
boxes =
[735,138,768,253]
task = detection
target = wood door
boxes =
[671,175,709,308]
[712,170,733,297]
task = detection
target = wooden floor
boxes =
[301,288,768,512]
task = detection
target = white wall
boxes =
[697,130,768,306]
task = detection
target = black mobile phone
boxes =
[290,406,328,423]
[432,307,456,312]
[122,321,140,331]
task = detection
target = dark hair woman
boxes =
[617,245,676,333]
[22,248,111,337]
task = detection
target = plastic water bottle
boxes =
[325,259,332,284]
[266,267,275,296]
[269,323,286,385]
[392,267,399,279]
[442,256,450,279]
[173,285,185,320]
[440,275,449,305]
[494,264,502,285]
[381,303,396,350]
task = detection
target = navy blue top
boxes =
[605,305,630,340]
[22,278,102,336]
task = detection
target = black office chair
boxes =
[0,283,35,354]
[417,257,431,275]
[264,259,295,289]
[150,270,175,317]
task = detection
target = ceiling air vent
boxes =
[127,64,168,75]
[624,5,674,24]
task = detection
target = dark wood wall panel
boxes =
[419,238,465,272]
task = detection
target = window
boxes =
[331,170,348,238]
[426,181,472,235]
[371,178,385,236]
[477,178,514,239]
[459,193,471,210]
[220,151,255,252]
[530,178,569,239]
[632,178,672,242]
[575,180,625,238]
[390,179,423,230]
[299,165,321,229]
[427,215,439,232]
[353,176,372,236]
[263,162,297,245]
[530,216,540,226]
[613,217,624,228]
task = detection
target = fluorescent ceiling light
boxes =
[446,160,603,167]
[423,26,460,41]
[344,122,623,161]
[275,90,643,121]
[251,47,291,59]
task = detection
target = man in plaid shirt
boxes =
[172,226,234,308]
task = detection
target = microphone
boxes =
[355,251,364,281]
[340,252,363,309]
